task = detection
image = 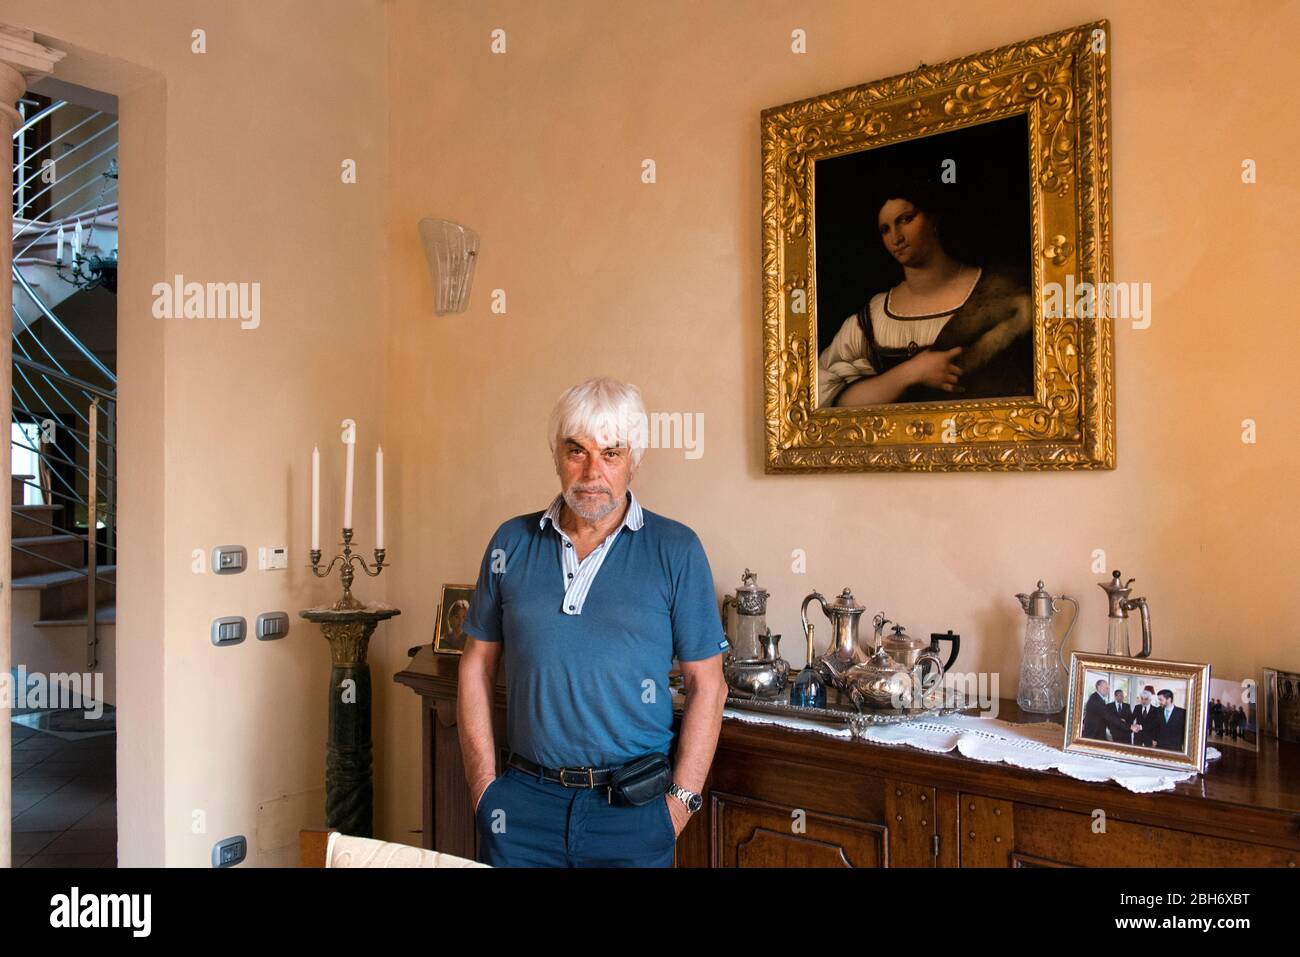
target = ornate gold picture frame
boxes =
[762,21,1114,472]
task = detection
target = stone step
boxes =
[12,533,87,577]
[34,604,116,629]
[12,473,35,506]
[12,502,63,538]
[12,564,116,619]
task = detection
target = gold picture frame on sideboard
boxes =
[432,583,475,655]
[761,21,1115,472]
[1063,653,1211,774]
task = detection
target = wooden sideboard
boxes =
[395,648,1300,867]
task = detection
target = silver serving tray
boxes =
[725,691,968,736]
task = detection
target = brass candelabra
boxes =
[310,528,387,610]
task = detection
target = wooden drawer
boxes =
[1011,803,1299,868]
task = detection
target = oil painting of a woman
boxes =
[813,116,1035,408]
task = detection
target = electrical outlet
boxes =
[212,546,246,575]
[213,836,246,868]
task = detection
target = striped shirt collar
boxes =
[540,488,644,534]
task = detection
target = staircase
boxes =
[11,472,115,628]
[10,92,118,672]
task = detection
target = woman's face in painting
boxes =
[877,198,940,267]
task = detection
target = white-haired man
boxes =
[457,377,729,867]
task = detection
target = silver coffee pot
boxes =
[801,587,868,686]
[721,568,770,660]
[721,569,789,698]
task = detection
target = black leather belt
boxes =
[507,752,617,788]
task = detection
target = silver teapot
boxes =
[841,622,947,709]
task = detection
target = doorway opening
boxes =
[9,76,118,867]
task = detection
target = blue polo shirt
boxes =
[462,493,727,768]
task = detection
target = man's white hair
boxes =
[548,377,648,467]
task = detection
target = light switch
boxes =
[256,612,290,641]
[211,615,246,646]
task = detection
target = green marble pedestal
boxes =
[299,602,401,838]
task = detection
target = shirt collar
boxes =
[539,488,644,534]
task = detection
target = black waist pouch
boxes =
[608,752,672,807]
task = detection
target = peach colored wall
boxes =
[377,0,1300,840]
[2,0,390,865]
[4,0,1295,865]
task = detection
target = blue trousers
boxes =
[475,765,677,867]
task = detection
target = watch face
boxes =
[686,793,703,813]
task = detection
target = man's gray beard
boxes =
[563,486,619,521]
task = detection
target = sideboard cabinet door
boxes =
[710,790,886,867]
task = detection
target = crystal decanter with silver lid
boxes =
[1014,580,1078,713]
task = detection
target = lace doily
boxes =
[722,707,1220,794]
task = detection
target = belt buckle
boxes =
[557,766,595,788]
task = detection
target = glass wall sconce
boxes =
[418,218,479,315]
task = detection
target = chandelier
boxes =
[54,159,117,294]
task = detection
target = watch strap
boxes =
[669,783,702,813]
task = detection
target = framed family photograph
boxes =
[433,583,475,655]
[762,21,1115,472]
[1063,653,1210,773]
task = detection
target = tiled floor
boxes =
[10,721,117,867]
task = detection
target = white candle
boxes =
[55,223,63,262]
[375,446,384,549]
[73,219,82,257]
[343,429,356,529]
[311,445,320,552]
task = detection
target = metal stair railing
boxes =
[11,95,118,670]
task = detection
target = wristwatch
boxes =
[667,783,703,814]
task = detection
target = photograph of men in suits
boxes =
[1082,679,1131,742]
[1131,687,1160,747]
[1153,688,1187,751]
